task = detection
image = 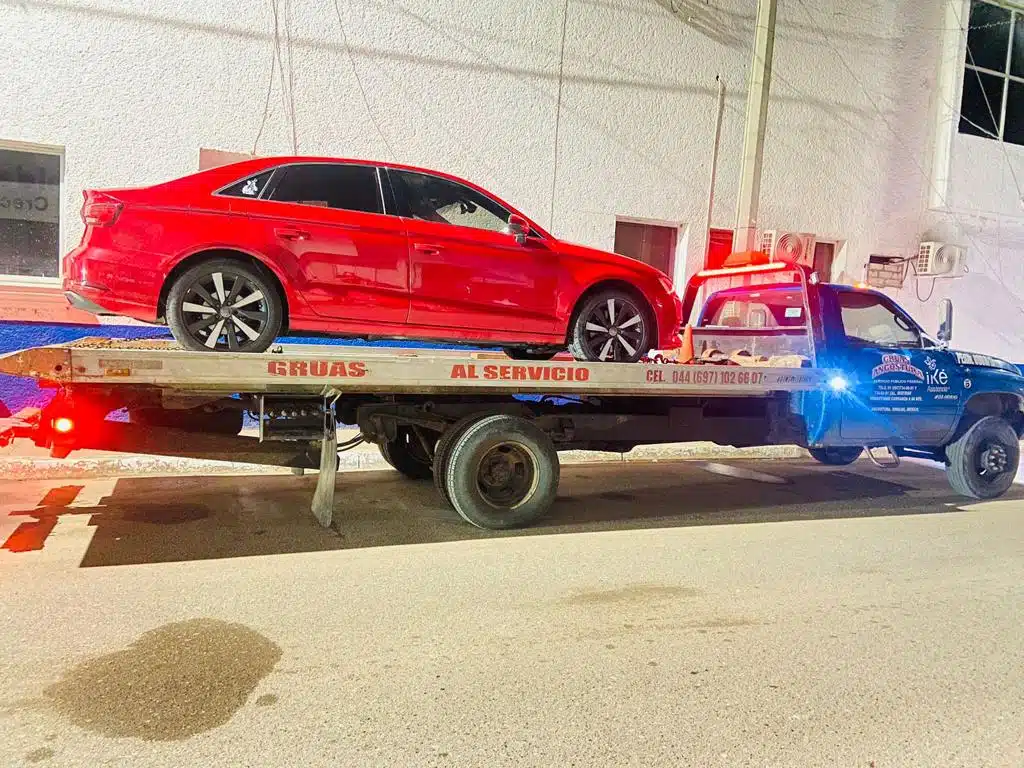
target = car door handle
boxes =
[276,227,311,241]
[413,243,442,256]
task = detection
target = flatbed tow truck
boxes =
[2,263,1022,530]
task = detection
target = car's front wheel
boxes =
[166,259,282,353]
[567,289,653,363]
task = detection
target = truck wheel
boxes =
[443,414,559,529]
[946,416,1020,500]
[129,406,244,436]
[808,446,863,466]
[379,427,435,480]
[567,289,652,363]
[166,259,282,353]
[432,415,483,507]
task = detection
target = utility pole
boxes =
[734,0,778,253]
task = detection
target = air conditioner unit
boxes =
[760,230,816,266]
[916,241,963,277]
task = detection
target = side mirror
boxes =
[506,214,530,245]
[937,298,953,345]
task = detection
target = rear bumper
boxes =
[65,291,114,315]
[63,244,162,322]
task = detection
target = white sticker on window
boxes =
[784,307,803,318]
[241,179,259,196]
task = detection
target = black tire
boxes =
[380,427,436,480]
[567,289,653,363]
[129,406,245,435]
[503,347,559,361]
[808,446,863,466]
[443,414,559,529]
[166,258,283,353]
[946,416,1020,500]
[432,415,483,508]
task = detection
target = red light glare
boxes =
[53,417,75,434]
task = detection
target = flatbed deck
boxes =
[0,339,824,397]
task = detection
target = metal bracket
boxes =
[310,404,338,528]
[865,445,900,469]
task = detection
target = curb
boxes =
[0,442,808,481]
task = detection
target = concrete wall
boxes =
[1,0,1022,360]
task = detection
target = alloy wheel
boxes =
[180,270,270,351]
[581,296,647,362]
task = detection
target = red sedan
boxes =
[63,157,682,362]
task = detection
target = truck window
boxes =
[838,292,921,348]
[701,288,805,329]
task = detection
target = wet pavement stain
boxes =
[565,584,701,606]
[43,619,281,741]
[25,747,54,763]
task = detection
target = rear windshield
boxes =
[701,287,806,329]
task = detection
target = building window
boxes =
[959,0,1024,145]
[613,219,676,277]
[0,144,62,279]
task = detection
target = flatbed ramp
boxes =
[0,339,825,397]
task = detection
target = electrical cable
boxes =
[252,44,277,155]
[332,0,398,160]
[549,0,571,231]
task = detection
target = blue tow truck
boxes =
[686,263,1024,501]
[0,262,1021,529]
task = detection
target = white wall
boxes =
[2,0,1021,359]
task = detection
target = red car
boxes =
[63,157,682,362]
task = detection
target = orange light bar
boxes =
[52,417,75,434]
[696,262,792,279]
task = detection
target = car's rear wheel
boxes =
[567,289,652,363]
[166,259,282,353]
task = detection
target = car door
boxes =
[249,162,409,325]
[388,168,559,335]
[835,290,964,444]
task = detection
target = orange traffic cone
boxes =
[677,324,695,364]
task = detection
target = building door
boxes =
[613,220,676,277]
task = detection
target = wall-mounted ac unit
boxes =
[916,241,963,277]
[760,230,816,266]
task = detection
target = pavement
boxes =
[1,457,1023,766]
[0,426,807,480]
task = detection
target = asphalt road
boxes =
[0,458,1022,767]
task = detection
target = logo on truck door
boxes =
[871,354,924,381]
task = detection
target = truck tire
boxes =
[432,415,483,507]
[379,427,435,480]
[808,446,863,466]
[945,416,1020,500]
[443,414,559,529]
[129,406,245,436]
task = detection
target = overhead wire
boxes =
[332,0,398,160]
[549,0,571,231]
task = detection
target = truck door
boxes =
[834,290,963,444]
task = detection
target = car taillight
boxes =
[81,194,123,227]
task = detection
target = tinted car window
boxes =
[220,169,274,199]
[268,164,382,214]
[838,292,921,348]
[393,170,509,232]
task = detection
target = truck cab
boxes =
[686,264,1024,499]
